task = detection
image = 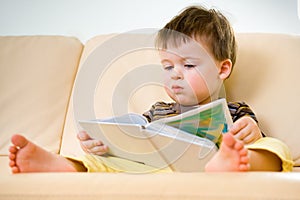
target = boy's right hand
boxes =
[77,131,109,155]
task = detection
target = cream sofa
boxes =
[0,33,300,199]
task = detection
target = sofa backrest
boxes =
[225,33,300,166]
[60,33,300,167]
[0,36,83,155]
[60,33,173,157]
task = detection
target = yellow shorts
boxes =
[246,137,294,172]
[69,137,294,173]
[70,154,172,173]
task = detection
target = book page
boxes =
[144,126,217,172]
[87,113,148,126]
[145,123,215,148]
[78,120,169,170]
[147,98,233,144]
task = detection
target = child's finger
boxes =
[77,131,92,141]
[242,133,256,144]
[88,145,109,155]
[228,120,247,135]
[232,128,250,141]
[81,139,103,150]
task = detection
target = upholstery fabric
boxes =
[0,36,83,155]
[225,33,300,166]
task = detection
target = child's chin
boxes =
[176,98,199,106]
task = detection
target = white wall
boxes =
[0,0,299,43]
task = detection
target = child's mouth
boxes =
[172,85,183,93]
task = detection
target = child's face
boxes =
[159,39,228,106]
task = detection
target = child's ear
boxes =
[218,59,232,80]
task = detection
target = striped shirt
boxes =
[142,101,262,146]
[143,101,258,123]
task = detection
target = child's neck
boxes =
[176,103,199,113]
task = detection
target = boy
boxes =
[9,6,293,173]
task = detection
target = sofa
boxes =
[0,32,300,199]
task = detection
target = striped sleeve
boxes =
[144,101,259,123]
[227,101,258,123]
[143,102,179,122]
[228,101,265,137]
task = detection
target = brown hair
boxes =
[156,5,237,68]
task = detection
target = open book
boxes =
[78,98,233,172]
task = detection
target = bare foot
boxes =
[9,134,80,173]
[205,133,250,172]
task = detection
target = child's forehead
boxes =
[158,39,212,61]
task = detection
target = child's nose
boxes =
[171,66,183,80]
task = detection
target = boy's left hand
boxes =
[228,116,263,144]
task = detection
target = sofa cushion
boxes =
[0,36,83,155]
[1,172,300,199]
[225,33,300,166]
[60,33,172,157]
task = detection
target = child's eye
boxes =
[163,66,174,71]
[184,64,196,68]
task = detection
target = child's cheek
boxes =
[187,73,206,92]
